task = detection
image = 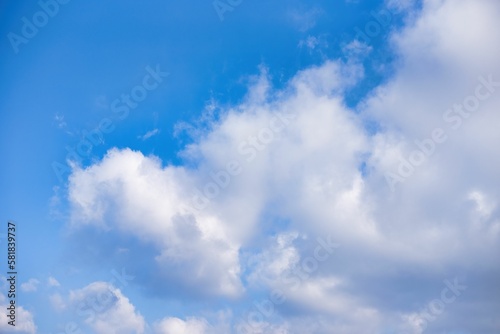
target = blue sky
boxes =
[1,0,500,333]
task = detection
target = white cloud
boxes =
[138,128,160,141]
[385,0,418,12]
[359,0,500,267]
[68,282,145,334]
[287,6,323,32]
[20,279,39,293]
[154,317,209,334]
[67,60,364,300]
[68,149,244,298]
[49,293,66,311]
[153,310,233,334]
[65,0,500,331]
[341,40,373,59]
[298,35,328,52]
[298,36,319,50]
[246,232,301,286]
[0,293,37,334]
[47,276,61,287]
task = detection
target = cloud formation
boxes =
[66,0,500,332]
[68,282,145,334]
[0,293,36,334]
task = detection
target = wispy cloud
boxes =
[138,128,160,141]
[288,7,323,32]
[47,276,61,288]
[21,278,40,292]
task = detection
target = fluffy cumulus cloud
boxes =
[68,149,244,298]
[153,310,233,334]
[68,59,364,301]
[66,0,500,332]
[0,293,37,334]
[68,282,145,334]
[153,317,209,334]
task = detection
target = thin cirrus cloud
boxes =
[20,279,40,293]
[138,128,160,141]
[61,0,500,333]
